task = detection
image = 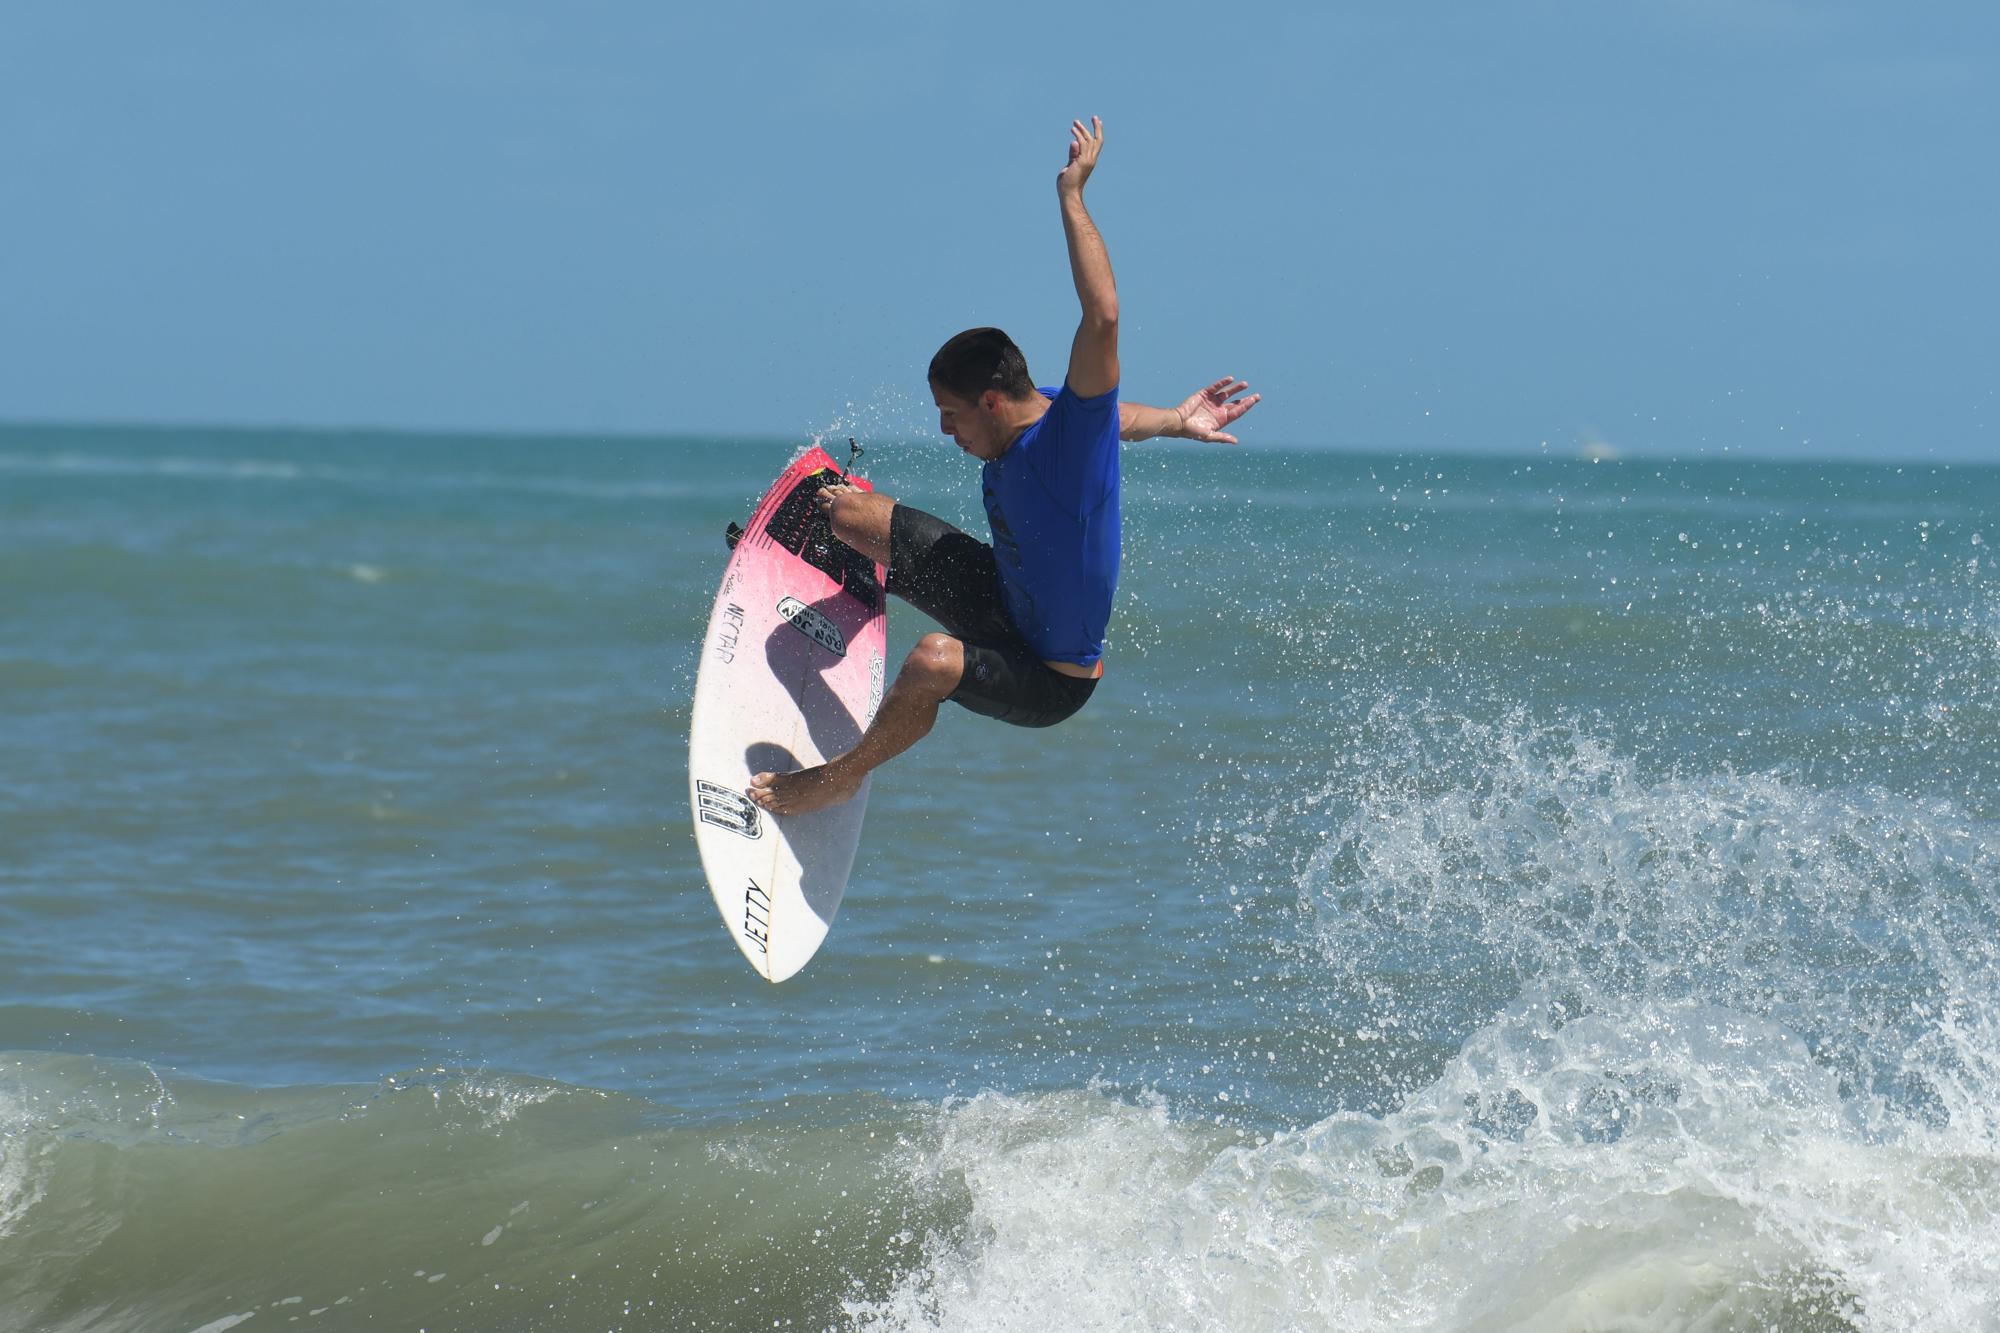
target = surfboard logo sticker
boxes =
[712,602,747,665]
[777,596,846,657]
[695,780,762,839]
[743,877,773,955]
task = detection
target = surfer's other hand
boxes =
[1174,377,1259,445]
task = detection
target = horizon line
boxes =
[0,415,1990,471]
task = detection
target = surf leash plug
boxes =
[838,437,864,479]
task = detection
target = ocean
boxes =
[1,423,1995,1331]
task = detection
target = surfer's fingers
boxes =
[1217,395,1260,426]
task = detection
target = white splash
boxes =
[852,708,2000,1331]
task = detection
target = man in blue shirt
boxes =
[749,118,1257,816]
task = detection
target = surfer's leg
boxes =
[747,633,964,816]
[880,506,1018,645]
[819,484,894,568]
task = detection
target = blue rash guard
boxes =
[980,383,1121,668]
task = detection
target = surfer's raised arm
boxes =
[1059,117,1119,399]
[1119,379,1263,445]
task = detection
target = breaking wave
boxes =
[850,708,2000,1332]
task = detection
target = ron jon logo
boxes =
[777,596,846,656]
[695,780,762,839]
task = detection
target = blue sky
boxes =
[2,1,1993,460]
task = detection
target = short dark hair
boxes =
[928,327,1037,402]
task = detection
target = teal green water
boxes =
[2,424,1996,1330]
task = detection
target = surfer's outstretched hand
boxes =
[1175,377,1261,445]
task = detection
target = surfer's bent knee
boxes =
[904,632,965,697]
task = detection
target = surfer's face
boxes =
[931,386,1004,461]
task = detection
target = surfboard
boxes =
[689,447,887,982]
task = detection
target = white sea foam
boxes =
[852,997,1997,1331]
[183,1314,255,1333]
[852,709,2000,1332]
[0,1088,51,1241]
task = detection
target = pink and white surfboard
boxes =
[689,448,887,982]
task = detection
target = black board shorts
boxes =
[885,505,1097,729]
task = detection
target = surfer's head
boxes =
[929,328,1040,461]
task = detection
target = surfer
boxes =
[748,117,1257,816]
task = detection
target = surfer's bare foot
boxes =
[748,762,865,815]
